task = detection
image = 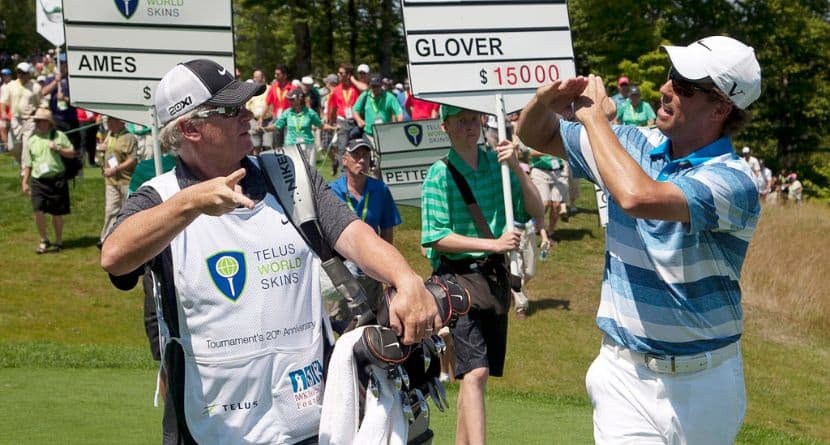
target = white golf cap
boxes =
[742,146,750,154]
[155,59,265,125]
[662,36,761,109]
[357,64,370,74]
[395,83,403,90]
[301,76,314,85]
[16,62,33,73]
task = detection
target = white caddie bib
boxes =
[148,169,326,444]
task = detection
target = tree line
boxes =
[3,0,828,200]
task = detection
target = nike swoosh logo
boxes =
[281,218,289,225]
[451,293,464,300]
[217,67,227,76]
[384,342,400,349]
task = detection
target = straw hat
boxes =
[33,108,54,125]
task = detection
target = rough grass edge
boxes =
[0,342,156,369]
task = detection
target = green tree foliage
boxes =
[0,0,51,59]
[568,0,830,200]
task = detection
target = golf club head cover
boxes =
[375,275,471,330]
[353,325,414,370]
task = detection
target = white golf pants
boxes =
[586,340,746,444]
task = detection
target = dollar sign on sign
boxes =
[479,69,488,85]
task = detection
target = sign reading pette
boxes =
[375,119,484,207]
[401,0,577,114]
[61,0,235,126]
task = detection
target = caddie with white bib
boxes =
[102,59,441,445]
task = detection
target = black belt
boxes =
[438,254,504,274]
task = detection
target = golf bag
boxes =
[259,144,471,444]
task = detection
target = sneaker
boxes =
[516,308,528,321]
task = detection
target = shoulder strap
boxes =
[258,146,375,327]
[441,157,495,239]
[258,145,334,261]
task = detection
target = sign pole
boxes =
[495,94,520,278]
[149,106,162,176]
[55,47,63,97]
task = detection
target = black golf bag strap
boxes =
[441,157,495,239]
[257,145,374,325]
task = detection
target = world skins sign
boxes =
[61,0,234,126]
[375,119,484,207]
[401,0,577,114]
[37,0,65,46]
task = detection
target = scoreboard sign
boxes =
[62,0,234,126]
[401,0,577,114]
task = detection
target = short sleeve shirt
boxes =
[329,83,361,120]
[25,131,71,178]
[1,79,42,118]
[104,129,138,186]
[421,147,529,269]
[274,107,322,145]
[559,120,760,355]
[329,175,402,233]
[354,91,403,136]
[616,101,656,126]
[265,81,292,117]
[406,97,440,121]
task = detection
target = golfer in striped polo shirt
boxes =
[518,36,762,444]
[421,105,543,445]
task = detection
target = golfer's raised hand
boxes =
[189,168,255,216]
[575,74,616,122]
[536,77,590,113]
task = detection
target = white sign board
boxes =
[401,0,577,114]
[375,119,484,207]
[37,0,65,46]
[61,0,234,126]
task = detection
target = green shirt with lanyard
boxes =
[273,107,322,145]
[354,90,403,136]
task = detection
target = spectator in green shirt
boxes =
[269,88,334,164]
[615,85,656,126]
[421,104,543,445]
[354,74,404,139]
[21,108,75,253]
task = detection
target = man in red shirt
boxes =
[327,63,362,174]
[260,64,291,148]
[406,95,440,121]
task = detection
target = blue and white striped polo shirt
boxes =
[560,121,760,355]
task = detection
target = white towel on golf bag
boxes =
[318,327,408,445]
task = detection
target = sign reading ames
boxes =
[401,0,577,114]
[62,0,234,126]
[375,119,484,207]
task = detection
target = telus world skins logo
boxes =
[404,123,423,147]
[115,0,139,19]
[206,251,247,302]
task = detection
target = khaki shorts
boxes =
[530,167,569,203]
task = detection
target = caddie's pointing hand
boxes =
[190,168,255,216]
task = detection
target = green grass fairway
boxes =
[1,153,828,444]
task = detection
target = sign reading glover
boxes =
[62,0,234,126]
[401,0,577,114]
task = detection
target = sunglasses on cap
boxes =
[193,105,244,119]
[667,67,718,97]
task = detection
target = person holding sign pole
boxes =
[517,36,761,444]
[421,104,543,445]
